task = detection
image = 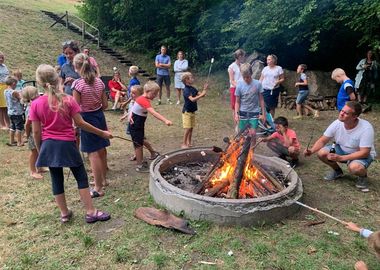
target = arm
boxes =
[146,107,172,125]
[72,113,112,139]
[304,135,331,156]
[356,59,366,70]
[328,147,371,162]
[32,121,42,152]
[349,92,356,101]
[25,119,31,138]
[275,73,285,87]
[295,78,308,87]
[188,84,208,102]
[228,68,237,88]
[181,60,188,71]
[259,93,266,123]
[259,133,275,142]
[96,66,101,78]
[12,91,21,99]
[59,77,65,92]
[234,96,240,123]
[101,91,108,110]
[73,89,81,105]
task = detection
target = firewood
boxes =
[204,180,229,197]
[251,160,284,191]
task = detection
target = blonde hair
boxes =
[36,64,66,113]
[131,85,143,96]
[369,231,380,258]
[181,72,192,83]
[331,68,346,80]
[0,51,4,58]
[240,63,253,77]
[234,49,246,60]
[12,69,22,79]
[268,54,278,65]
[129,66,139,76]
[144,81,160,93]
[5,76,18,86]
[73,53,95,85]
[21,86,39,104]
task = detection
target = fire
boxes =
[206,137,278,199]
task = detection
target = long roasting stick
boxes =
[294,201,347,225]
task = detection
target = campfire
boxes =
[198,128,286,199]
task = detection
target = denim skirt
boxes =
[36,139,83,167]
[80,109,110,153]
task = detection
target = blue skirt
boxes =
[80,109,110,153]
[36,139,83,167]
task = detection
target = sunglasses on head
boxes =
[62,40,74,46]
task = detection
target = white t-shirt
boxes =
[323,119,376,158]
[261,65,283,90]
[228,62,241,88]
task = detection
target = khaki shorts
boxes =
[182,112,195,129]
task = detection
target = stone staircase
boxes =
[41,10,156,81]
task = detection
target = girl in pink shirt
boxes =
[72,53,109,198]
[30,64,112,224]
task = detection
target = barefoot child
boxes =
[129,81,172,172]
[4,76,24,147]
[259,116,300,167]
[22,86,44,179]
[293,64,319,119]
[72,53,110,198]
[181,72,207,148]
[30,64,112,223]
[346,222,380,270]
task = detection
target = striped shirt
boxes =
[72,77,105,112]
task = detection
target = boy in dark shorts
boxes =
[129,81,172,172]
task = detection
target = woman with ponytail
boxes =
[72,53,110,198]
[29,64,112,224]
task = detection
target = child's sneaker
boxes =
[167,99,173,105]
[355,176,369,192]
[156,99,161,105]
[313,110,320,118]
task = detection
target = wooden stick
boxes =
[295,201,347,225]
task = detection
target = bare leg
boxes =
[55,193,70,217]
[143,140,156,156]
[187,128,193,147]
[9,130,15,144]
[16,130,23,146]
[0,108,6,128]
[348,162,367,177]
[182,128,191,148]
[78,187,96,215]
[30,149,43,179]
[135,146,144,165]
[112,91,121,109]
[176,88,181,104]
[296,104,302,116]
[88,150,105,194]
[317,148,341,170]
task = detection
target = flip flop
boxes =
[90,189,105,198]
[60,210,73,224]
[6,142,17,147]
[149,152,160,160]
[85,210,111,223]
[129,155,137,161]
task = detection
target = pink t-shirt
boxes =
[72,77,105,112]
[29,95,81,141]
[89,57,98,68]
[271,128,300,150]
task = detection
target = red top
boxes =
[271,128,300,150]
[108,80,124,99]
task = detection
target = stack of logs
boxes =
[280,94,337,111]
[196,128,285,199]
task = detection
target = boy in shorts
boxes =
[181,72,208,148]
[4,76,24,146]
[234,63,266,135]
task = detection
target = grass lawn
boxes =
[1,2,380,270]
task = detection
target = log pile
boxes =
[280,94,337,111]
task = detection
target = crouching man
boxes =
[304,101,376,192]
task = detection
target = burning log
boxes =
[251,160,284,192]
[204,180,229,197]
[227,136,252,199]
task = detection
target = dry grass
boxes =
[1,3,380,270]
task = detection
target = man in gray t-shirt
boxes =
[304,101,376,192]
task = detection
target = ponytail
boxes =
[74,53,95,85]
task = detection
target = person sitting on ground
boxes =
[331,68,356,111]
[82,47,101,77]
[293,64,319,119]
[258,116,300,167]
[304,101,376,192]
[129,81,172,172]
[108,68,127,110]
[234,63,266,137]
[346,222,380,270]
[4,76,24,147]
[181,72,208,148]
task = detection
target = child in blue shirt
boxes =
[4,76,24,146]
[13,69,25,90]
[331,68,356,111]
[181,72,207,148]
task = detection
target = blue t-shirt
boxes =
[5,88,23,115]
[235,79,263,113]
[57,54,67,67]
[128,77,140,97]
[155,54,171,76]
[60,62,80,95]
[16,79,25,90]
[182,85,198,113]
[337,79,354,111]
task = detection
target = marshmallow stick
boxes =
[206,58,214,83]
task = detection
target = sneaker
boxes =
[355,176,369,192]
[323,169,344,181]
[167,99,173,105]
[176,100,180,105]
[156,99,161,105]
[293,115,302,120]
[136,164,149,173]
[313,110,320,118]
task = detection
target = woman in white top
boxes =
[259,54,285,117]
[354,50,378,104]
[228,49,246,119]
[174,51,188,105]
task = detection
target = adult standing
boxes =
[173,51,188,105]
[304,101,376,192]
[228,49,245,120]
[259,54,285,117]
[83,47,101,77]
[0,51,10,130]
[59,40,80,95]
[155,46,172,105]
[354,50,378,104]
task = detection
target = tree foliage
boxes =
[78,0,380,71]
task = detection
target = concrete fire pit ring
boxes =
[149,147,303,226]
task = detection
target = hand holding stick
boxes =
[206,58,214,84]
